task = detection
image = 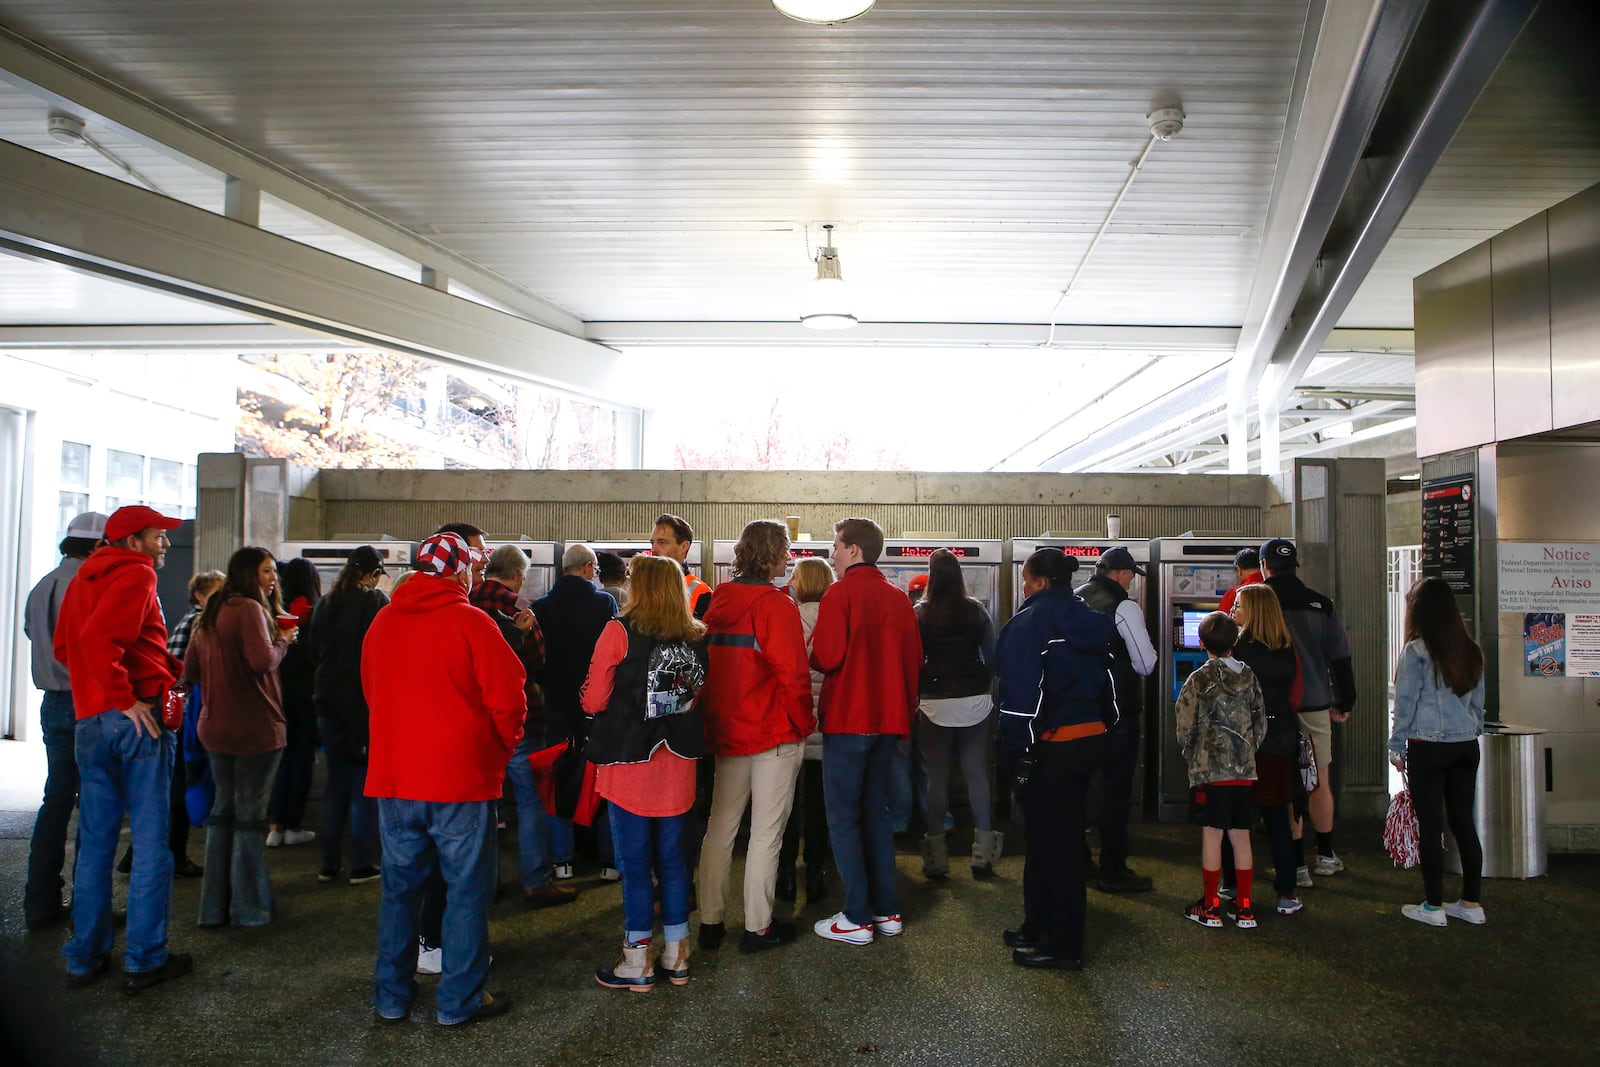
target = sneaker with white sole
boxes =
[1402,902,1447,927]
[598,867,621,882]
[814,912,873,945]
[553,863,574,881]
[265,830,284,848]
[1444,901,1486,925]
[282,829,316,846]
[1296,865,1314,888]
[871,914,903,936]
[1227,904,1257,929]
[1313,853,1343,876]
[1183,899,1223,929]
[1276,894,1304,915]
[417,939,442,975]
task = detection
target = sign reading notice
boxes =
[1498,543,1600,613]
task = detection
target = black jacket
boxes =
[309,586,388,720]
[532,574,618,740]
[1076,572,1142,718]
[915,597,995,699]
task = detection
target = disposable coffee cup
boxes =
[1106,514,1122,539]
[786,515,801,540]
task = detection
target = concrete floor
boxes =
[1,743,1597,1066]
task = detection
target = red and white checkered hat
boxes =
[414,532,476,576]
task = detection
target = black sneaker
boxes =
[1094,868,1155,893]
[349,867,381,885]
[318,868,339,883]
[438,991,512,1028]
[739,923,797,954]
[123,952,194,993]
[698,921,726,950]
[64,958,110,989]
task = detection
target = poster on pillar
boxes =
[1501,542,1600,678]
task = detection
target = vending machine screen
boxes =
[1180,610,1209,649]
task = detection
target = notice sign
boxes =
[1523,612,1600,678]
[1421,474,1475,595]
[1498,543,1600,613]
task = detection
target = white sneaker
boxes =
[1445,901,1486,925]
[814,912,873,945]
[871,914,903,936]
[553,863,574,881]
[1313,853,1344,876]
[1402,902,1447,927]
[282,829,316,846]
[416,939,442,975]
[1296,866,1314,888]
[265,830,284,848]
[598,867,621,882]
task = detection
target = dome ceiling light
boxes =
[773,1,876,26]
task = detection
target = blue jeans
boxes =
[319,716,378,872]
[201,750,282,926]
[889,736,913,832]
[63,710,176,976]
[608,803,690,944]
[505,732,551,889]
[822,733,900,926]
[26,690,80,923]
[374,799,498,1025]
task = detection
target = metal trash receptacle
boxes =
[1445,724,1546,879]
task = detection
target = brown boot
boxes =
[523,882,578,908]
[595,941,654,993]
[659,938,690,986]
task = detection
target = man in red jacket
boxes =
[53,504,191,993]
[810,517,923,945]
[362,531,527,1028]
[697,519,814,954]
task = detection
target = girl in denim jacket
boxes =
[1387,578,1487,928]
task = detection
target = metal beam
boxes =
[0,28,583,336]
[0,140,631,403]
[0,323,348,348]
[587,321,1241,351]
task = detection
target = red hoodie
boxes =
[54,546,179,720]
[700,579,814,757]
[361,575,527,802]
[809,564,923,737]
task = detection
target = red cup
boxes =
[276,614,299,631]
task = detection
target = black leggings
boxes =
[1407,739,1482,906]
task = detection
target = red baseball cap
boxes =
[104,505,182,544]
[908,573,929,593]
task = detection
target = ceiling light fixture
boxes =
[801,223,858,331]
[773,0,875,26]
[44,111,167,195]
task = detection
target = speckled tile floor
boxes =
[2,808,1597,1066]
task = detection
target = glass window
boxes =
[60,441,90,488]
[58,492,89,540]
[106,450,144,499]
[103,496,137,511]
[149,458,182,504]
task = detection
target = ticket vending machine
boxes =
[711,540,832,586]
[1148,535,1272,820]
[1008,538,1149,614]
[878,540,1004,619]
[278,540,416,597]
[481,540,560,603]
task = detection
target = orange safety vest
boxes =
[684,572,713,618]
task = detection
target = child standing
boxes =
[1177,612,1267,929]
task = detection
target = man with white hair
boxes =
[531,543,620,878]
[362,531,526,1027]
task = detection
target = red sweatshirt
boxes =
[54,546,179,719]
[361,575,527,802]
[700,579,814,757]
[809,563,923,737]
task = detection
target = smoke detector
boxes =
[47,112,87,145]
[1147,107,1185,141]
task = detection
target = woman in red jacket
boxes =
[695,520,815,955]
[185,546,292,927]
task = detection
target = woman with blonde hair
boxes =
[778,556,835,904]
[1230,584,1304,917]
[697,520,813,954]
[581,554,709,991]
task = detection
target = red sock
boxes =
[1235,867,1253,908]
[1201,868,1221,908]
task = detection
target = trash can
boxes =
[1445,724,1547,879]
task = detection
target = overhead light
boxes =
[47,112,87,144]
[801,224,858,331]
[774,0,875,26]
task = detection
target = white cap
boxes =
[66,511,108,540]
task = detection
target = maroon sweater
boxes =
[186,596,289,756]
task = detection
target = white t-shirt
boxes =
[919,693,994,729]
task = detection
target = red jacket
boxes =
[54,546,179,720]
[361,576,527,802]
[1219,570,1264,615]
[809,564,923,737]
[700,580,814,756]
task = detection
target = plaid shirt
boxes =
[166,607,200,662]
[469,579,545,714]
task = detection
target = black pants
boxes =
[1022,734,1105,960]
[268,702,318,828]
[1408,739,1482,906]
[169,751,190,859]
[779,759,829,874]
[1095,709,1139,873]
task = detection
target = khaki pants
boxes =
[697,743,804,933]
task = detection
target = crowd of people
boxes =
[23,504,1490,1023]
